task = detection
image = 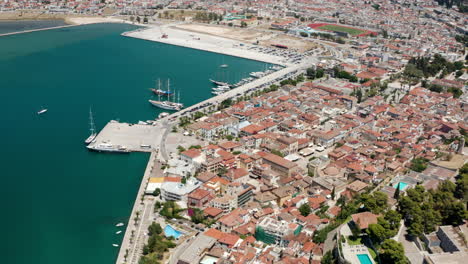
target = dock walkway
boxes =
[115,152,159,264]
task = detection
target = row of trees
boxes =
[333,67,358,82]
[317,190,408,263]
[139,222,176,264]
[358,191,408,264]
[194,12,222,22]
[398,178,468,239]
[436,0,468,11]
[129,16,149,24]
[158,201,185,219]
[306,67,325,79]
[403,54,464,83]
[306,32,346,44]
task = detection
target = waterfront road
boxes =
[159,119,172,162]
[162,59,314,124]
[115,152,158,264]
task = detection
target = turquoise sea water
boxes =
[0,23,268,264]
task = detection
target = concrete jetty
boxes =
[88,120,164,153]
[0,24,77,37]
[123,24,288,66]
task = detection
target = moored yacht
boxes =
[84,108,97,145]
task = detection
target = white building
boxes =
[161,178,201,202]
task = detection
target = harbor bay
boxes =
[0,22,271,264]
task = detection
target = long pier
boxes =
[0,24,77,37]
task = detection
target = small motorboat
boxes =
[37,109,48,115]
[220,64,228,68]
[112,244,119,247]
[116,231,122,234]
[116,222,124,227]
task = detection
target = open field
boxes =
[156,9,205,21]
[317,24,366,36]
[174,23,320,52]
[309,23,376,37]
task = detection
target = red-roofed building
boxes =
[351,212,379,229]
[219,233,240,248]
[187,188,213,208]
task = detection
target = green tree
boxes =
[321,250,334,264]
[444,202,467,226]
[220,98,233,109]
[136,16,141,23]
[143,17,148,23]
[177,145,186,154]
[356,89,363,103]
[361,191,388,214]
[380,239,408,264]
[148,222,163,236]
[306,68,316,79]
[299,203,311,216]
[367,223,387,243]
[409,157,428,172]
[153,188,161,197]
[316,68,324,78]
[455,167,468,201]
[384,210,402,231]
[190,208,205,224]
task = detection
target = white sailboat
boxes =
[84,108,97,145]
[149,79,184,111]
[37,107,47,115]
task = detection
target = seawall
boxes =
[115,150,158,264]
[0,24,78,37]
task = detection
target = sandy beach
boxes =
[65,16,127,25]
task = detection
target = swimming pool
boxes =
[357,254,373,264]
[394,181,408,190]
[164,224,183,239]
